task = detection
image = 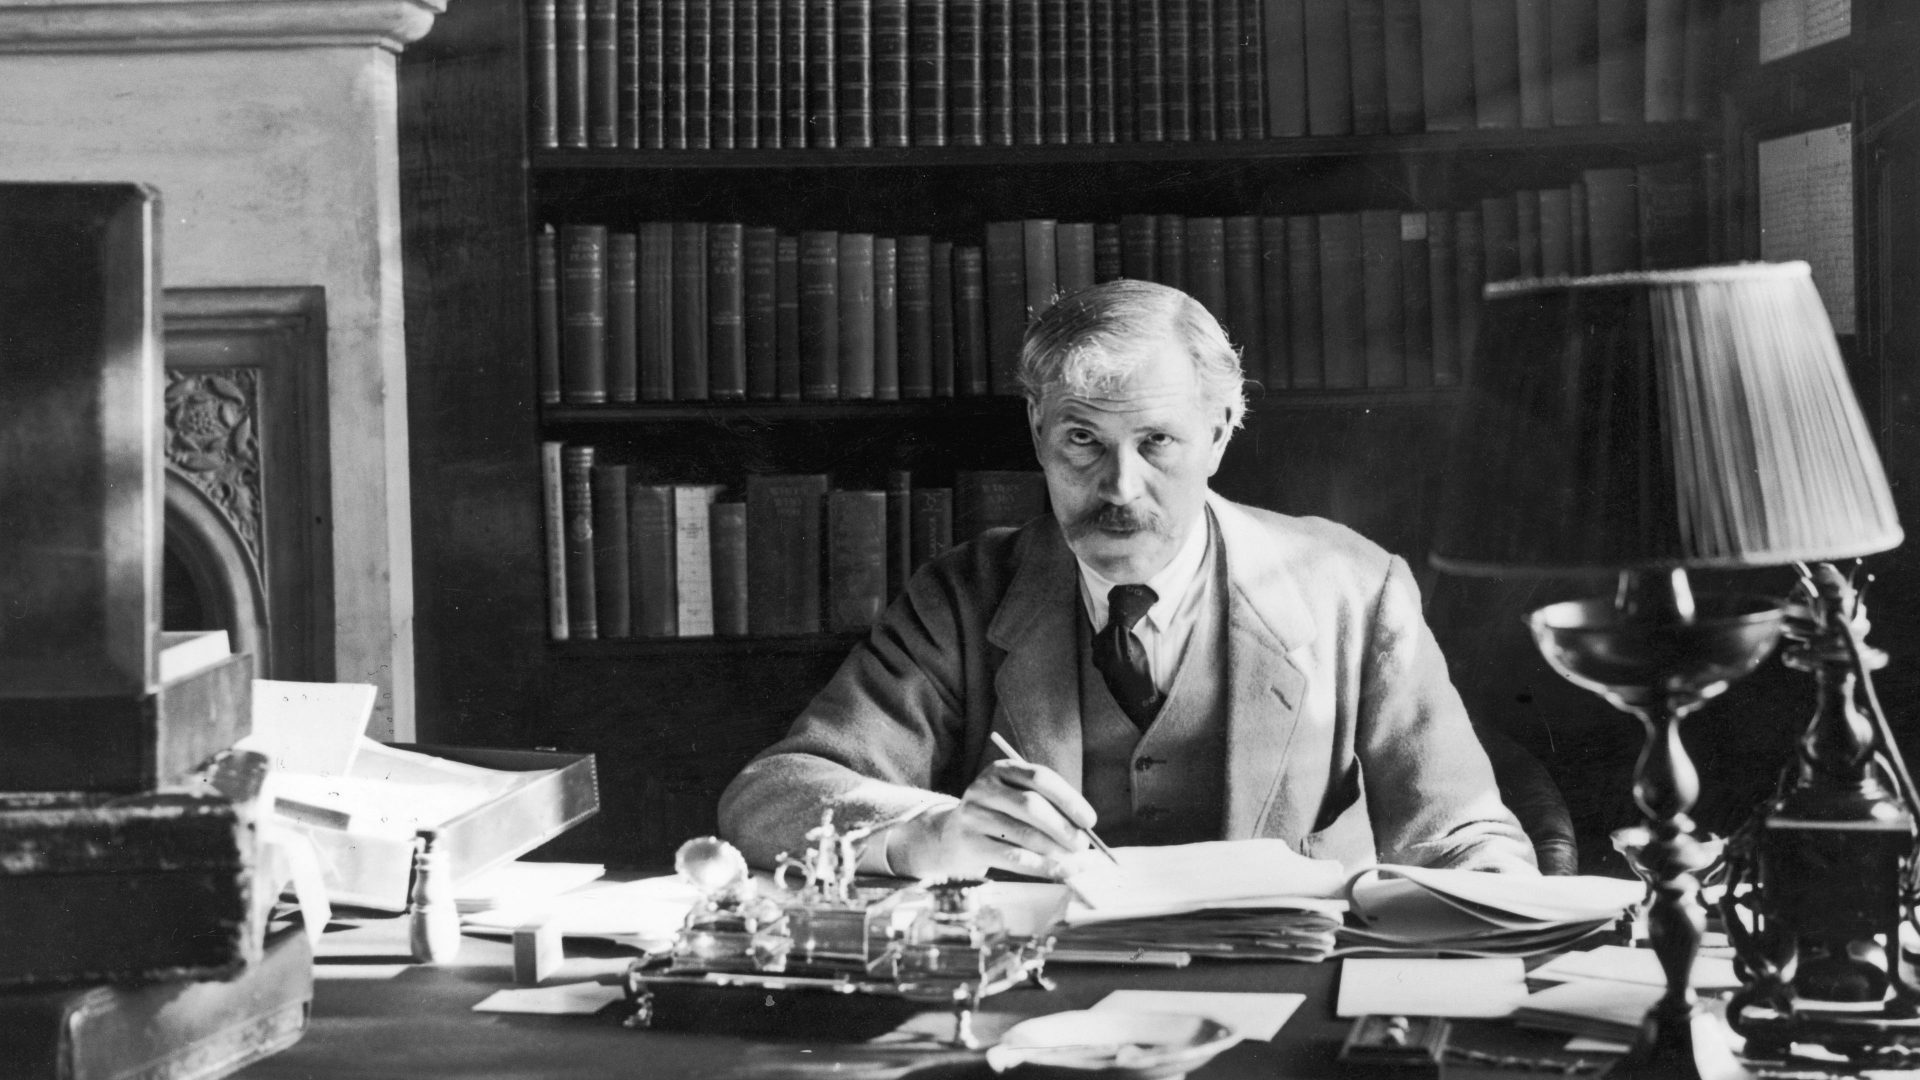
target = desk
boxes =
[236,919,1589,1080]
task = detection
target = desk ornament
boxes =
[985,1009,1239,1080]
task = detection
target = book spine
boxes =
[1426,209,1459,387]
[1214,0,1242,139]
[745,226,780,400]
[874,0,912,146]
[984,220,1027,395]
[953,244,989,396]
[710,499,749,636]
[1382,0,1423,133]
[747,474,830,635]
[586,0,616,147]
[872,237,901,401]
[910,487,954,569]
[1594,0,1644,125]
[710,0,736,149]
[557,0,590,147]
[1581,166,1637,273]
[685,0,711,148]
[1317,211,1364,390]
[1400,211,1432,388]
[1191,0,1217,140]
[672,221,709,400]
[837,0,874,148]
[1161,0,1191,140]
[828,490,889,631]
[1114,0,1136,141]
[1264,0,1306,136]
[1480,191,1519,282]
[592,463,632,638]
[931,239,959,396]
[1347,0,1387,136]
[535,226,562,405]
[560,223,608,404]
[1223,214,1263,385]
[1133,0,1166,141]
[1041,0,1069,143]
[776,234,804,399]
[1301,0,1351,135]
[562,445,598,640]
[807,0,839,146]
[1515,0,1551,127]
[1359,208,1404,388]
[618,0,641,146]
[955,470,1048,536]
[1418,0,1471,131]
[607,230,638,402]
[1055,221,1096,297]
[641,0,666,146]
[734,0,759,147]
[542,441,569,640]
[1092,0,1118,142]
[1184,215,1228,326]
[1119,213,1156,280]
[1680,0,1714,122]
[897,235,935,397]
[950,0,988,145]
[1094,221,1122,282]
[708,222,747,401]
[1022,217,1059,323]
[530,0,560,149]
[673,485,722,636]
[985,0,1016,145]
[838,233,877,399]
[1636,159,1702,270]
[783,0,810,146]
[1259,214,1289,388]
[1066,0,1096,143]
[629,483,677,637]
[1469,0,1520,128]
[1154,212,1185,290]
[1537,185,1572,277]
[1547,0,1598,126]
[1453,205,1483,379]
[759,0,784,147]
[638,221,674,401]
[1515,186,1541,277]
[908,0,949,145]
[1013,0,1044,143]
[800,230,842,399]
[1643,0,1685,124]
[1239,0,1263,139]
[886,469,914,597]
[1285,213,1323,388]
[664,0,688,147]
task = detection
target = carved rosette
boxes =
[166,369,264,570]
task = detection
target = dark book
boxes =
[837,0,874,147]
[1056,221,1097,299]
[955,470,1048,538]
[629,482,677,637]
[638,221,674,401]
[1514,0,1550,126]
[1093,0,1120,141]
[557,0,590,147]
[782,0,810,145]
[1286,212,1324,388]
[898,235,935,397]
[776,234,803,399]
[734,0,760,147]
[710,500,748,636]
[875,0,911,146]
[542,441,569,640]
[1594,0,1644,125]
[1023,217,1060,321]
[984,220,1027,395]
[799,230,841,399]
[1317,211,1364,389]
[886,469,914,597]
[838,233,877,399]
[685,0,712,148]
[1116,0,1138,140]
[1264,0,1307,136]
[747,473,830,635]
[950,0,988,144]
[535,225,562,405]
[1382,0,1424,133]
[1359,208,1405,388]
[953,244,990,395]
[1453,205,1483,377]
[1538,184,1572,277]
[1347,0,1388,136]
[1013,0,1045,143]
[1240,0,1264,138]
[641,0,666,146]
[1154,213,1186,291]
[1418,0,1472,131]
[758,0,784,146]
[1643,0,1684,123]
[1469,0,1519,128]
[910,486,955,568]
[874,235,900,399]
[1480,192,1519,283]
[1067,0,1096,142]
[563,444,599,640]
[530,0,560,148]
[1210,0,1241,139]
[1043,0,1072,144]
[618,0,641,146]
[1184,215,1229,326]
[1259,215,1290,389]
[985,0,1016,144]
[1162,0,1192,140]
[1119,213,1157,281]
[828,489,889,631]
[1547,0,1598,126]
[745,225,780,400]
[672,221,709,400]
[807,0,839,146]
[1133,0,1166,140]
[1514,187,1541,278]
[592,463,632,638]
[559,223,608,405]
[1400,212,1433,388]
[932,239,960,395]
[1224,215,1264,385]
[1301,0,1352,135]
[1581,166,1638,274]
[1094,221,1123,282]
[663,0,687,147]
[607,230,638,402]
[708,222,747,401]
[907,0,947,144]
[1426,209,1460,387]
[1680,0,1714,121]
[710,0,737,149]
[1636,159,1703,270]
[673,484,723,636]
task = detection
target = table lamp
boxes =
[1430,261,1902,1079]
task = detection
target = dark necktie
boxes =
[1094,584,1161,731]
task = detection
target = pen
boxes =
[987,731,1121,867]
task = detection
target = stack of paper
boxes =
[1334,866,1645,958]
[1509,979,1664,1042]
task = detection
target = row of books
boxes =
[529,0,1715,152]
[538,158,1701,404]
[543,444,1047,640]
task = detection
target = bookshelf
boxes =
[400,0,1732,865]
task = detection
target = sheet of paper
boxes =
[243,680,379,777]
[1336,957,1528,1018]
[1357,866,1645,925]
[1062,839,1349,924]
[471,981,625,1015]
[462,873,701,947]
[455,860,606,914]
[1093,990,1305,1041]
[1532,944,1740,991]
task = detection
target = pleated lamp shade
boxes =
[1431,261,1901,575]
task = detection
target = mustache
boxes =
[1063,504,1172,539]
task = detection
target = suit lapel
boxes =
[986,521,1086,789]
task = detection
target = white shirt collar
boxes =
[1075,509,1212,633]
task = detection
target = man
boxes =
[719,279,1536,880]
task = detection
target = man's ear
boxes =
[1027,398,1045,453]
[1204,410,1233,476]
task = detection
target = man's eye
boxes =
[1143,433,1174,448]
[1066,429,1097,446]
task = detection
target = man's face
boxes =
[1029,339,1233,583]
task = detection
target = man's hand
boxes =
[886,760,1097,880]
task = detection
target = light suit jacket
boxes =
[717,493,1536,874]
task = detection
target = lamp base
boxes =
[1620,1000,1756,1080]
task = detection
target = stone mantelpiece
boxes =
[0,0,446,738]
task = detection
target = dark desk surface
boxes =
[238,917,1589,1080]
